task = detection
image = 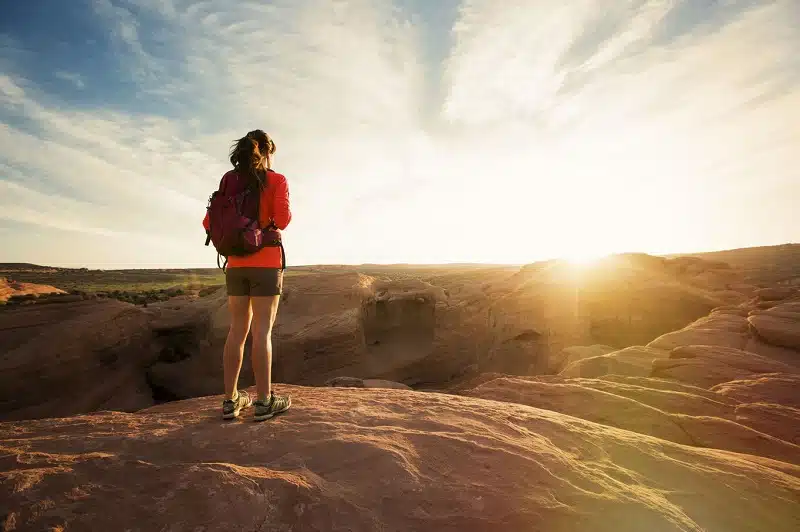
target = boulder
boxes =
[748,302,800,350]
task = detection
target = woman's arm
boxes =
[271,173,292,230]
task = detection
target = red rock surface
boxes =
[2,386,799,532]
[560,344,616,365]
[563,288,800,384]
[2,249,800,530]
[560,345,669,378]
[755,287,798,302]
[325,376,412,390]
[143,273,454,398]
[0,299,156,421]
[462,375,800,464]
[0,278,65,303]
[0,255,749,413]
[651,345,796,389]
[712,373,800,408]
[749,301,800,350]
[140,255,734,399]
[2,253,798,421]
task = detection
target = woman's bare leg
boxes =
[250,295,281,401]
[224,295,253,400]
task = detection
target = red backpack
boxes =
[204,170,284,270]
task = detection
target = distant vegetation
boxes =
[0,266,226,306]
[0,264,316,306]
[2,286,225,307]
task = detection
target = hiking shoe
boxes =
[253,392,291,422]
[222,390,252,420]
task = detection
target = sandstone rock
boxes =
[559,355,622,378]
[733,402,800,445]
[741,338,799,368]
[0,278,65,303]
[560,346,669,378]
[78,254,751,405]
[559,376,737,417]
[755,287,797,302]
[325,376,366,388]
[1,386,798,531]
[646,308,753,352]
[710,305,751,317]
[463,376,800,464]
[648,325,750,351]
[651,345,796,389]
[689,312,751,333]
[748,303,800,350]
[143,274,452,398]
[326,376,412,390]
[560,344,616,365]
[483,255,723,374]
[599,374,741,403]
[708,289,748,304]
[0,299,156,420]
[728,283,758,296]
[712,374,800,409]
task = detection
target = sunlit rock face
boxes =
[3,251,787,418]
[0,277,66,303]
[2,385,798,532]
[2,249,799,530]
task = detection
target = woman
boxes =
[203,129,291,421]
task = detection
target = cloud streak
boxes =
[1,0,798,267]
[54,71,86,89]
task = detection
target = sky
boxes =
[1,0,798,268]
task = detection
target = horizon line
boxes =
[3,242,797,271]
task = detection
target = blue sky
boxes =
[1,0,798,268]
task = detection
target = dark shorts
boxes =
[225,268,283,297]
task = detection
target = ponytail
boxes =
[228,130,276,188]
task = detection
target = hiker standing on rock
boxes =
[203,129,292,421]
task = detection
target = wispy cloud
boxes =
[54,71,86,89]
[0,0,798,266]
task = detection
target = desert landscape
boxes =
[1,244,798,531]
[4,0,800,529]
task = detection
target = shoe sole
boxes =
[253,401,291,422]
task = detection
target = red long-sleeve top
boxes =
[203,169,291,269]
